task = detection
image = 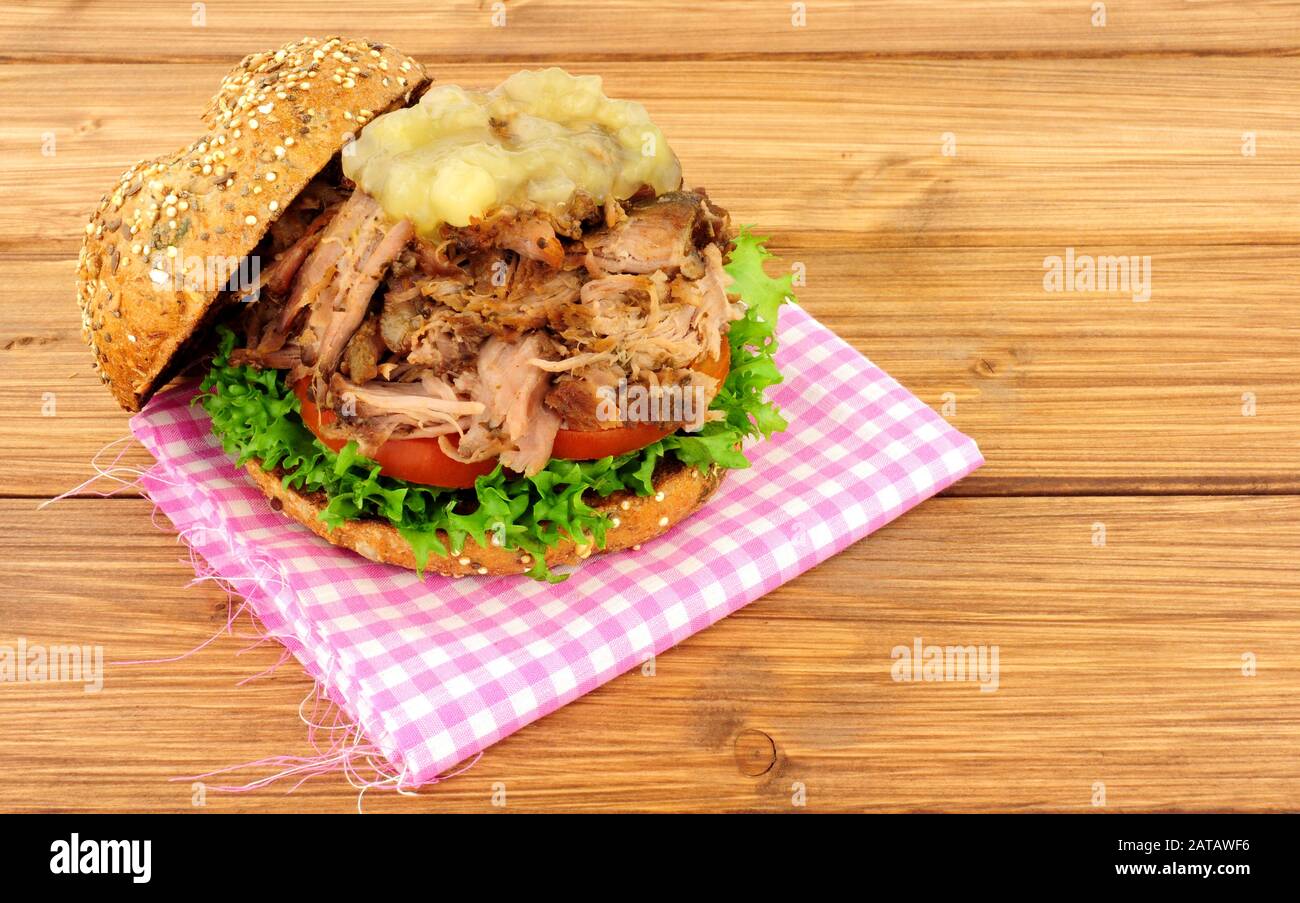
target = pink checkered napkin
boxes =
[130,304,982,785]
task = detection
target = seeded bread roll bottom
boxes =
[243,457,726,577]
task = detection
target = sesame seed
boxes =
[248,119,259,129]
[632,544,642,551]
[610,517,622,528]
[244,214,257,226]
[166,246,177,258]
[658,516,669,527]
[654,491,666,502]
[619,500,631,510]
[520,555,532,565]
[458,557,470,566]
[476,567,488,575]
[265,172,277,182]
[268,200,279,212]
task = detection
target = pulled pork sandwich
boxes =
[77,37,791,580]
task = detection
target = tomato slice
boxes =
[292,379,496,489]
[550,342,731,461]
[551,421,675,461]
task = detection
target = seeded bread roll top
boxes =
[76,36,430,411]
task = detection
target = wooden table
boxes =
[1,1,1298,813]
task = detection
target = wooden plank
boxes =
[1,0,1294,822]
[5,243,1298,498]
[3,59,1300,252]
[816,243,1300,495]
[3,1,1299,62]
[1,495,1295,812]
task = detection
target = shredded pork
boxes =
[236,174,738,477]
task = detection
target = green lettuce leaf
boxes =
[197,227,793,581]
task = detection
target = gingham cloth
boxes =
[130,304,982,785]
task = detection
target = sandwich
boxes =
[77,37,791,580]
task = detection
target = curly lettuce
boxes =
[198,227,793,581]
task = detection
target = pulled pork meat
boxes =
[584,190,728,278]
[236,172,740,478]
[447,333,564,476]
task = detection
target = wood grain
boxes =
[4,59,1300,252]
[2,4,1298,813]
[2,496,1295,813]
[5,244,1298,498]
[4,0,1299,61]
